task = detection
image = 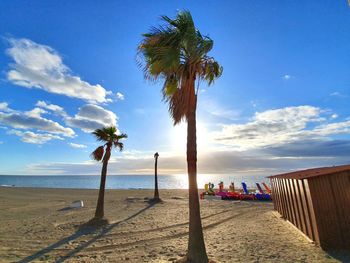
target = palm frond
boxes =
[200,57,223,85]
[162,74,179,98]
[113,133,127,151]
[92,126,119,142]
[114,142,124,152]
[139,10,223,125]
[91,146,104,161]
[117,133,128,140]
[91,126,127,163]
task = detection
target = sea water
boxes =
[0,174,270,189]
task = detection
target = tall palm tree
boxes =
[91,126,127,221]
[153,152,160,200]
[138,11,223,263]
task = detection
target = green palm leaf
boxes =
[90,126,127,161]
[138,10,223,125]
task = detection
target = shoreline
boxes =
[0,187,347,262]
[0,174,271,191]
[0,186,190,190]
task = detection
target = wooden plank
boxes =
[274,178,286,218]
[311,175,341,249]
[285,178,297,227]
[278,178,290,220]
[288,178,301,229]
[323,175,342,249]
[282,178,293,223]
[309,178,327,247]
[270,178,278,212]
[332,172,350,248]
[274,178,283,214]
[304,179,320,245]
[298,179,314,241]
[326,173,350,248]
[284,178,296,226]
[282,178,293,222]
[275,178,283,214]
[294,179,307,235]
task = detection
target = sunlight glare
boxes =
[171,121,210,153]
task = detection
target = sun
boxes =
[171,121,210,153]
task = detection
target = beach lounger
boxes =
[200,182,216,199]
[225,191,241,200]
[256,182,264,194]
[240,182,255,200]
[215,181,228,199]
[262,182,271,194]
[255,183,272,200]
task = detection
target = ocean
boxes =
[0,174,270,190]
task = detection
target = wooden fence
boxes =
[269,169,350,250]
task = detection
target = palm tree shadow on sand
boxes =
[18,202,157,263]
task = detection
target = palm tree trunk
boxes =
[186,97,208,263]
[154,156,159,199]
[94,148,110,219]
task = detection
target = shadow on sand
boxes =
[326,250,350,263]
[57,207,76,212]
[19,202,157,263]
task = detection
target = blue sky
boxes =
[0,1,349,176]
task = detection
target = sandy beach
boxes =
[0,187,347,263]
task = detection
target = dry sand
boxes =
[0,187,348,262]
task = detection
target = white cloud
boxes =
[283,74,291,80]
[199,99,241,121]
[116,92,124,101]
[213,106,350,149]
[25,107,48,118]
[35,100,119,134]
[6,38,112,103]
[331,114,338,119]
[8,130,63,144]
[255,106,321,123]
[0,102,74,139]
[311,120,350,136]
[36,101,67,116]
[25,147,350,176]
[65,104,117,133]
[69,142,87,148]
[250,100,258,108]
[330,92,347,98]
[0,141,3,144]
[0,102,10,111]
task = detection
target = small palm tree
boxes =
[90,126,127,221]
[153,152,160,201]
[138,10,222,262]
